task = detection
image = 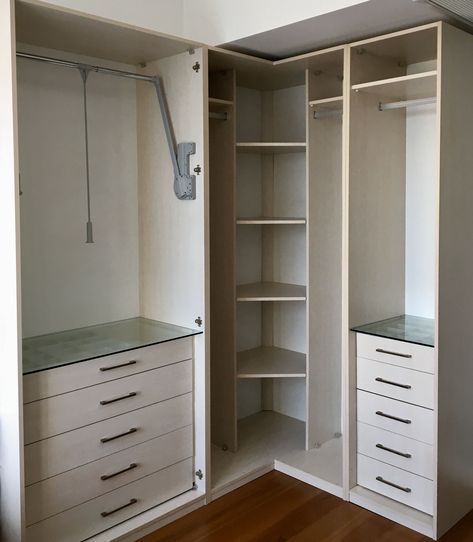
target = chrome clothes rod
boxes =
[378,97,437,111]
[16,51,197,200]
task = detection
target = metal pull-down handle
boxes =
[375,377,412,389]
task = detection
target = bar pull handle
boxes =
[100,391,137,406]
[375,377,412,389]
[101,498,138,517]
[376,443,412,459]
[100,427,137,444]
[376,348,412,359]
[101,463,139,481]
[100,360,137,372]
[376,411,412,424]
[376,476,411,493]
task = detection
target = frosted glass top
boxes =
[23,317,201,374]
[352,314,434,347]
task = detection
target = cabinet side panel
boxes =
[0,1,24,540]
[307,71,343,447]
[437,23,473,537]
[209,70,237,451]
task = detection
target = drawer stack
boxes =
[355,334,435,515]
[23,338,194,542]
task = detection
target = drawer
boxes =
[356,334,435,374]
[357,454,433,514]
[24,337,193,403]
[25,393,192,485]
[24,359,192,444]
[26,458,193,542]
[26,425,193,525]
[357,357,435,409]
[357,390,434,445]
[357,422,434,480]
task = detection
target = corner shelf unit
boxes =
[236,282,306,302]
[236,217,306,225]
[237,347,306,378]
[236,142,306,153]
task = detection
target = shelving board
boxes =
[236,282,306,301]
[237,346,306,378]
[209,97,234,113]
[351,71,437,101]
[236,142,306,154]
[309,96,344,110]
[236,217,306,225]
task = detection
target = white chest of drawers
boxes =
[23,336,195,541]
[355,332,435,515]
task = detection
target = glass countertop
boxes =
[22,317,202,375]
[351,314,434,347]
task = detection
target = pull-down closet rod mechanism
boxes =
[17,51,197,218]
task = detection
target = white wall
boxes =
[405,102,437,319]
[183,0,369,45]
[18,46,140,337]
[36,0,368,46]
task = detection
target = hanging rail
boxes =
[16,51,197,201]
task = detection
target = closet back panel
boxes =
[18,46,140,337]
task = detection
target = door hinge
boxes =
[195,469,203,480]
[192,61,200,73]
[195,316,203,327]
[193,165,202,175]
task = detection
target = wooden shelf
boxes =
[351,71,437,101]
[209,97,234,106]
[236,217,306,225]
[309,96,343,110]
[236,142,306,154]
[237,346,306,378]
[236,282,306,301]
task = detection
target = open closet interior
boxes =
[208,46,346,498]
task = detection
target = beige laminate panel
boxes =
[26,425,193,525]
[437,22,473,538]
[24,360,192,443]
[25,458,193,542]
[23,338,193,403]
[25,393,192,484]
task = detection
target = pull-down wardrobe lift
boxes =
[2,2,473,541]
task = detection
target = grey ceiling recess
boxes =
[423,0,473,26]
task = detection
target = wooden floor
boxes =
[137,472,473,542]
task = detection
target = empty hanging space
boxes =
[347,24,439,533]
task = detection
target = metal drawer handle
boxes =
[100,391,137,406]
[101,498,138,517]
[375,377,412,390]
[376,410,412,424]
[100,360,137,372]
[100,427,138,443]
[376,348,412,359]
[376,443,412,459]
[101,462,139,481]
[376,476,411,493]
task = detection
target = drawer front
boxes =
[24,337,193,403]
[356,334,435,374]
[25,393,192,485]
[357,454,433,514]
[357,390,434,445]
[26,458,193,542]
[357,422,434,480]
[357,357,435,409]
[24,359,192,444]
[26,425,193,526]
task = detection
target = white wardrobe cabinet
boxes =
[2,2,473,541]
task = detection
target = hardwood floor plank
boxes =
[137,472,473,542]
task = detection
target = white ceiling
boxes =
[221,0,461,60]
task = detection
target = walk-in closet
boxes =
[2,2,473,541]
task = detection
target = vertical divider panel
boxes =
[209,69,237,452]
[0,2,24,540]
[306,66,344,450]
[137,48,208,480]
